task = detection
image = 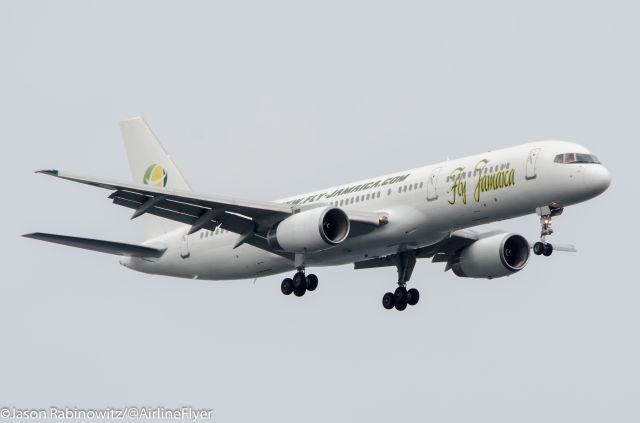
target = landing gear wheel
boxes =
[292,272,306,290]
[293,286,306,297]
[394,286,408,304]
[382,292,395,310]
[281,278,294,295]
[533,242,545,256]
[543,243,553,256]
[407,288,420,306]
[306,274,318,291]
[394,287,408,310]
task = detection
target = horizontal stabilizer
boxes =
[23,232,166,258]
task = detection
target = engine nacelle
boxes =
[451,233,530,279]
[267,207,350,253]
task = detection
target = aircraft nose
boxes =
[584,165,611,196]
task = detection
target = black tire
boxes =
[395,301,407,311]
[394,286,408,304]
[407,288,420,306]
[382,292,395,309]
[533,242,544,256]
[543,243,553,256]
[294,286,306,297]
[281,278,294,295]
[306,274,318,291]
[292,272,306,290]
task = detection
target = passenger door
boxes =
[427,167,442,201]
[525,148,541,180]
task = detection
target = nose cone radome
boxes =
[584,165,611,197]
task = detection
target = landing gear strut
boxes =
[533,206,563,257]
[382,251,420,311]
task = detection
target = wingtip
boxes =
[35,169,59,176]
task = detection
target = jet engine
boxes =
[267,207,350,253]
[451,233,530,279]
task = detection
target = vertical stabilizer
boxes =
[120,117,191,240]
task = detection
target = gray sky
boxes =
[1,1,638,422]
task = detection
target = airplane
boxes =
[24,117,611,311]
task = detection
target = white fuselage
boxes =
[120,141,610,280]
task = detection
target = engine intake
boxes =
[267,207,350,253]
[452,233,530,279]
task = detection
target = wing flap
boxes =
[23,232,166,258]
[112,196,294,260]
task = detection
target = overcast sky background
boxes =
[1,1,638,422]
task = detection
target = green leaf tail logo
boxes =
[143,164,168,188]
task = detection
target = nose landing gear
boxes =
[533,206,563,257]
[533,240,553,256]
[382,251,420,311]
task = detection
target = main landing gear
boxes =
[281,271,318,297]
[382,251,420,311]
[281,254,318,298]
[533,206,563,257]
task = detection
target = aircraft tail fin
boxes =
[120,117,191,240]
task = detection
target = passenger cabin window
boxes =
[554,153,601,164]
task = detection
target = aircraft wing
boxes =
[36,169,297,255]
[36,170,387,258]
[38,169,293,222]
[353,229,478,270]
[355,229,576,272]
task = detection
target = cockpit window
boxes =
[554,153,601,164]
